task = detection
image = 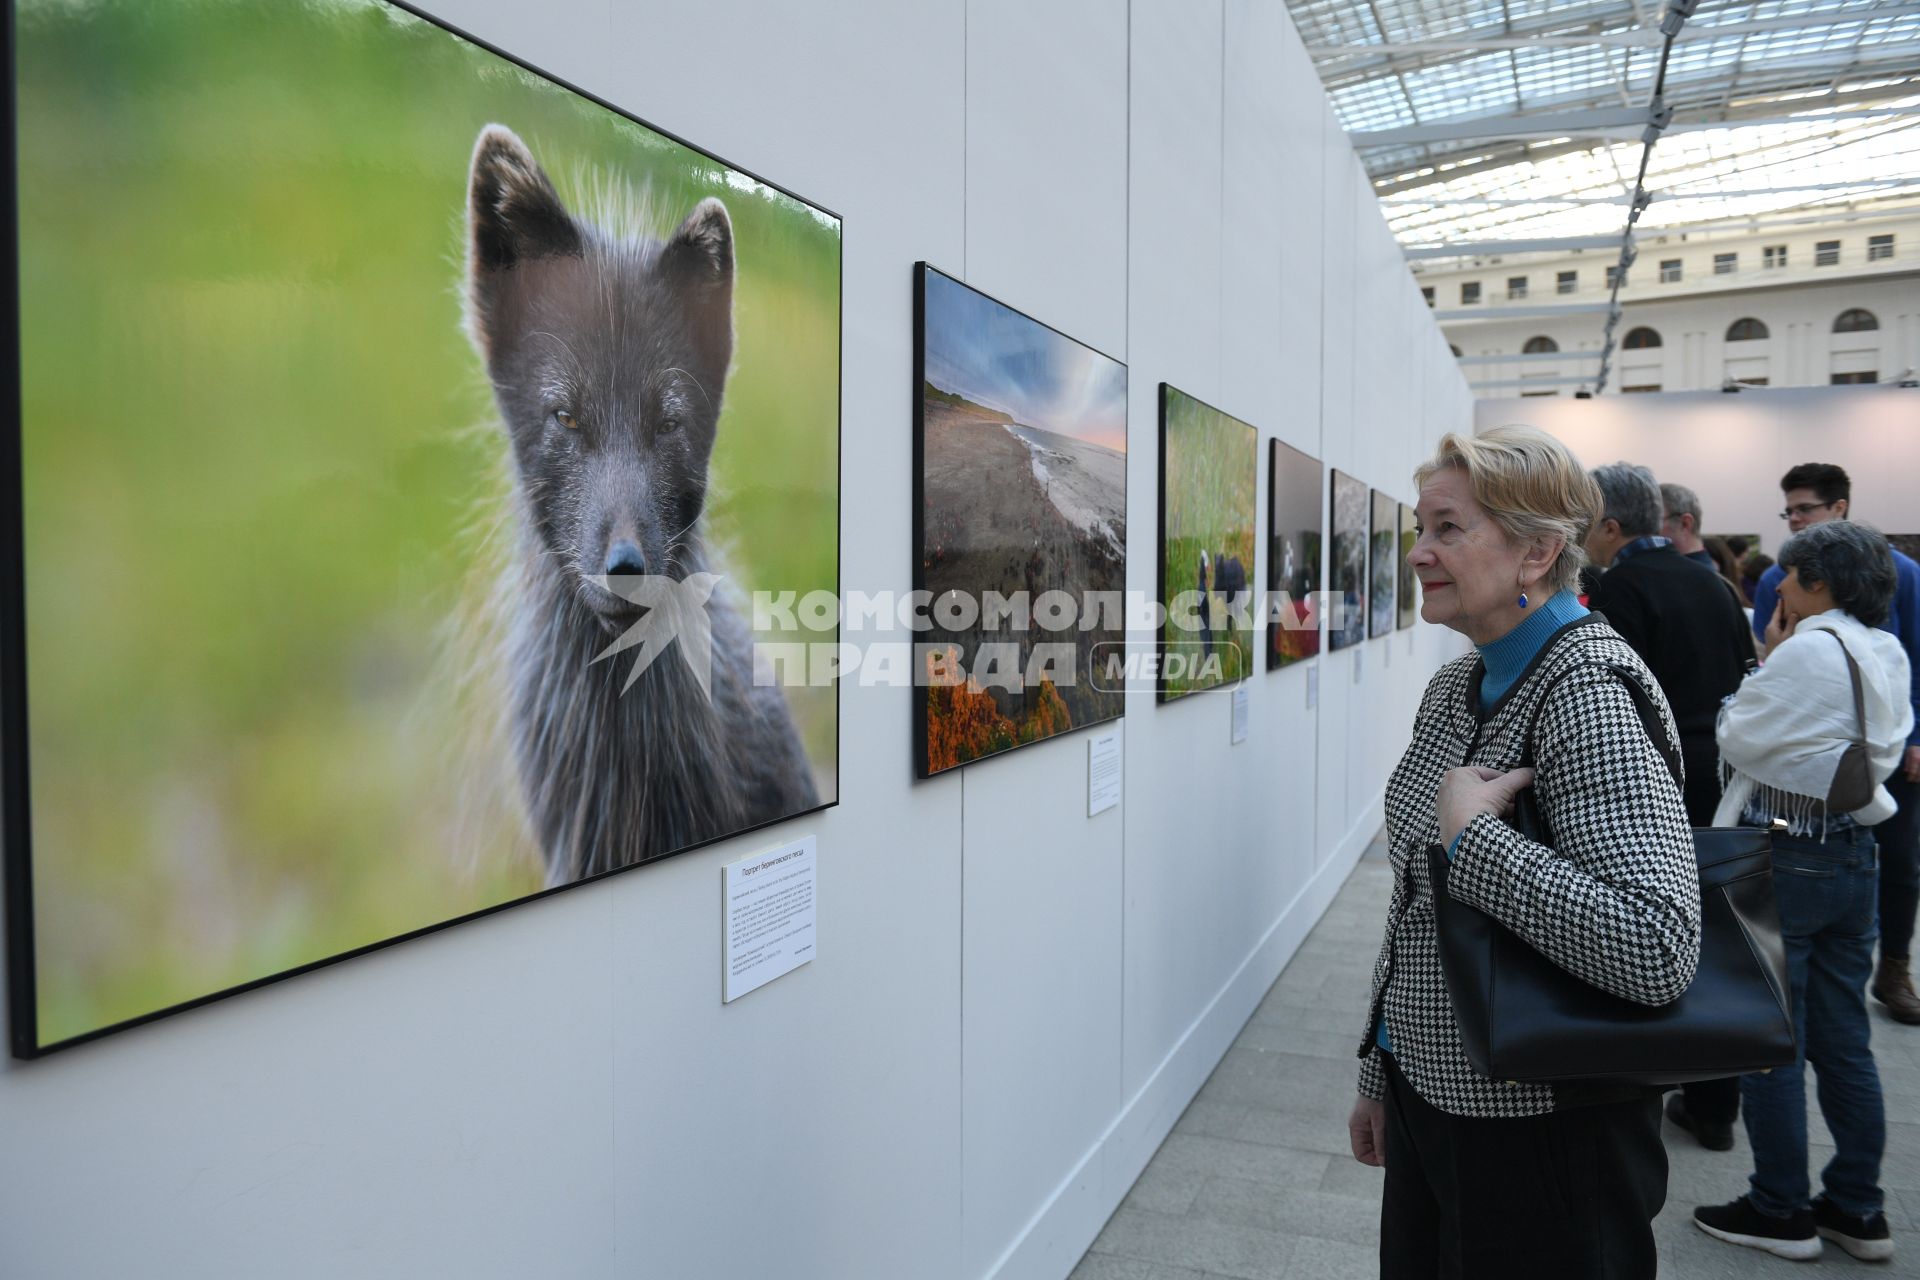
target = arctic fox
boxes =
[463,125,818,882]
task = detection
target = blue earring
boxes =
[1517,591,1530,609]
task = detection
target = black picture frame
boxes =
[1369,489,1398,640]
[912,263,1128,777]
[1157,384,1258,703]
[1265,437,1322,670]
[3,0,843,1057]
[1328,469,1368,652]
[1397,501,1418,630]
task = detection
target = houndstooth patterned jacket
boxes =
[1355,614,1701,1118]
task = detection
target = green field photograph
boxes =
[1158,386,1257,702]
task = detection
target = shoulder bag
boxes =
[1820,630,1875,814]
[1428,663,1796,1086]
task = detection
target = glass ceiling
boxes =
[1287,0,1920,246]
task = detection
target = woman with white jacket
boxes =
[1694,520,1912,1264]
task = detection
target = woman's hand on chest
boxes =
[1435,765,1537,848]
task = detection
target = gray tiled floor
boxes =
[1073,832,1920,1279]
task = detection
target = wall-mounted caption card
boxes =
[722,836,817,1003]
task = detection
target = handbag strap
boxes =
[1516,660,1683,787]
[1819,629,1869,752]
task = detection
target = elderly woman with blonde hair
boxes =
[1348,425,1700,1278]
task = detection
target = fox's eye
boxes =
[657,414,681,435]
[552,409,578,431]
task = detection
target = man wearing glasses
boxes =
[1752,462,1920,1025]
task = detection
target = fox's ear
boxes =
[660,197,734,287]
[467,125,580,276]
[660,198,734,365]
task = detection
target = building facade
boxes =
[1415,211,1920,397]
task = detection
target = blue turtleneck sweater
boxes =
[1476,589,1589,707]
[1377,590,1588,1057]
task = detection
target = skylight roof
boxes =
[1288,0,1920,244]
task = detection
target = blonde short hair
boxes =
[1413,425,1601,596]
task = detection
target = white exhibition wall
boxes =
[1477,386,1920,554]
[0,3,1470,1277]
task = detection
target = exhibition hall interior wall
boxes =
[0,3,1468,1277]
[1478,386,1920,554]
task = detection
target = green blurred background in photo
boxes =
[13,0,840,1046]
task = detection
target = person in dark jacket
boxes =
[1590,464,1757,823]
[1587,462,1757,1152]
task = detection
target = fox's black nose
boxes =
[604,541,648,577]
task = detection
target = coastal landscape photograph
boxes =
[915,267,1127,775]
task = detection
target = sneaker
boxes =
[1693,1196,1822,1261]
[1814,1195,1896,1262]
[1665,1092,1735,1151]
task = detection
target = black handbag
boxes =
[1429,663,1797,1087]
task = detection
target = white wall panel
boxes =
[1223,0,1321,1012]
[1119,0,1226,1112]
[1477,386,1920,554]
[2,882,617,1278]
[958,4,1130,1276]
[964,0,1130,360]
[1313,127,1359,872]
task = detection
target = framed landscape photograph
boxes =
[914,265,1127,776]
[1397,502,1419,630]
[1369,490,1397,639]
[1158,386,1257,702]
[5,0,841,1054]
[1328,470,1369,652]
[1266,439,1322,670]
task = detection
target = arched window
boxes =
[1623,326,1662,349]
[1522,336,1559,354]
[1449,344,1462,357]
[1834,308,1879,333]
[1727,317,1770,342]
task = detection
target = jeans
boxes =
[1740,824,1885,1219]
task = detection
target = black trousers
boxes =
[1877,772,1920,959]
[1379,1054,1668,1279]
[1680,1074,1741,1125]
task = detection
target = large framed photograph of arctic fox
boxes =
[2,0,840,1054]
[914,266,1127,777]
